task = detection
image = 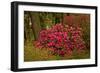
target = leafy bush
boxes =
[34,23,86,57]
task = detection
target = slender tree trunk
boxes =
[28,12,41,40]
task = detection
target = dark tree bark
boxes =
[28,12,41,40]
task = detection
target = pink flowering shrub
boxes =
[35,24,86,57]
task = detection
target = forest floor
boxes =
[24,40,90,62]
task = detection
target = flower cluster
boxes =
[35,24,86,56]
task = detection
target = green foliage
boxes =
[24,40,90,61]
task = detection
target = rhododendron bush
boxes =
[35,24,86,57]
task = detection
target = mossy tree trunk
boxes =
[28,12,41,40]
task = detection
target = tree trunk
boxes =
[28,12,41,40]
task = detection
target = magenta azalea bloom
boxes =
[34,23,86,56]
